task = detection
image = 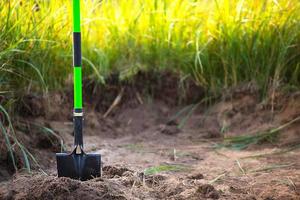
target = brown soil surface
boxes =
[1,77,300,200]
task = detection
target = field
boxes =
[1,0,300,199]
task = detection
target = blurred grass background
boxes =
[1,0,299,100]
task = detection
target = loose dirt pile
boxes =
[0,166,223,200]
[1,164,300,200]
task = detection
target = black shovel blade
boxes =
[56,151,101,181]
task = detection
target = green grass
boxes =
[1,0,299,98]
[241,144,300,159]
[0,105,63,172]
[0,105,37,172]
[144,164,187,175]
[220,116,300,150]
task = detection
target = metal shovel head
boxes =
[56,149,101,181]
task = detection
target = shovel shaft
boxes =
[56,1,101,181]
[73,0,82,109]
[73,0,83,147]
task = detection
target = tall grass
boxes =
[1,0,299,95]
[0,105,38,172]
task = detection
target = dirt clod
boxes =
[197,184,220,199]
[102,166,133,178]
[145,174,166,187]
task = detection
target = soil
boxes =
[1,73,300,200]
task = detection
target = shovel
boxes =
[56,0,101,181]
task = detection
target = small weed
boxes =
[220,116,300,150]
[144,164,188,175]
[241,144,300,160]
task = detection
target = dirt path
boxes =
[0,80,300,200]
[83,127,300,200]
[1,97,300,199]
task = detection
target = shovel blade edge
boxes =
[56,153,101,181]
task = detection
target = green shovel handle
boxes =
[73,0,83,147]
[73,0,82,109]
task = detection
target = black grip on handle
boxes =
[73,32,82,67]
[74,109,83,147]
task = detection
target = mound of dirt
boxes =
[0,166,139,200]
[1,174,128,200]
[0,165,228,200]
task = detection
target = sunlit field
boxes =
[1,0,299,97]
